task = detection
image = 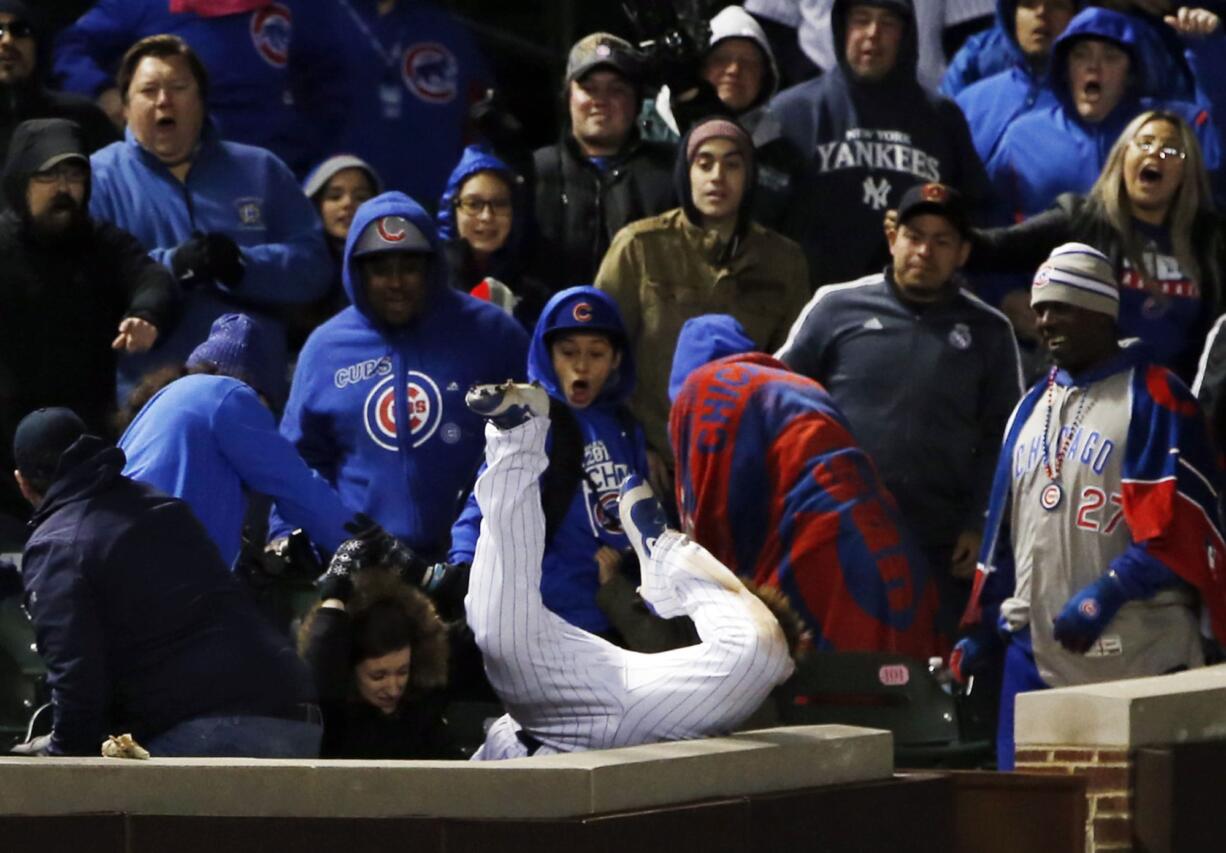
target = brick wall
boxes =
[1015,747,1133,852]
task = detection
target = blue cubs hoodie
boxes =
[448,286,647,634]
[271,191,529,558]
[985,7,1223,222]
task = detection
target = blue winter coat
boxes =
[90,124,331,401]
[332,0,489,208]
[985,8,1223,223]
[119,374,354,568]
[271,191,529,558]
[21,437,315,755]
[448,286,647,634]
[51,0,349,175]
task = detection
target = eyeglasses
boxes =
[0,20,34,39]
[456,197,512,217]
[30,163,88,186]
[1131,138,1186,160]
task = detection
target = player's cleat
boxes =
[465,380,549,429]
[619,474,668,563]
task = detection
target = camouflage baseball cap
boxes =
[352,215,432,258]
[566,32,640,84]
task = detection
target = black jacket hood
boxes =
[831,0,920,89]
[2,117,90,215]
[30,435,124,527]
[674,118,758,245]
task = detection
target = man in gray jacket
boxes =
[777,181,1022,640]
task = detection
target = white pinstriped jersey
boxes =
[1003,369,1201,687]
[466,416,794,760]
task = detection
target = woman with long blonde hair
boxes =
[967,108,1225,383]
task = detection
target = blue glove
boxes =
[1052,572,1128,654]
[950,635,985,684]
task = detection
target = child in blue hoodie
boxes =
[448,286,648,636]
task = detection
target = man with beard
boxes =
[0,1,116,204]
[0,118,176,538]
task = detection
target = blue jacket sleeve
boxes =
[269,348,339,542]
[22,540,111,755]
[52,0,141,97]
[447,475,485,565]
[211,384,353,552]
[233,154,331,304]
[775,293,831,381]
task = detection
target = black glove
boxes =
[170,232,245,290]
[316,537,368,602]
[203,232,245,289]
[421,561,470,619]
[170,232,210,288]
[0,558,20,600]
[470,89,525,156]
[342,514,429,587]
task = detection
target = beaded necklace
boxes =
[1037,367,1093,511]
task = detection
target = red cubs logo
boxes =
[1033,263,1053,287]
[1079,598,1100,619]
[402,43,458,104]
[250,3,292,68]
[572,302,593,323]
[920,182,948,203]
[376,217,407,243]
[363,372,443,450]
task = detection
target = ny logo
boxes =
[862,176,891,210]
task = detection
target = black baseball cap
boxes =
[897,182,970,238]
[12,407,86,483]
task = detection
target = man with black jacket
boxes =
[12,407,321,756]
[531,32,676,295]
[0,118,177,539]
[0,1,116,195]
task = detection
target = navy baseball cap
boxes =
[543,289,625,343]
[897,182,970,238]
[13,407,86,483]
[352,214,432,259]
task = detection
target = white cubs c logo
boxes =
[363,372,443,450]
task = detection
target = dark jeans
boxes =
[145,711,322,758]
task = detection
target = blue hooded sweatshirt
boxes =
[90,122,332,401]
[985,7,1223,223]
[448,286,647,634]
[951,0,1086,163]
[332,0,489,208]
[271,191,529,558]
[119,373,354,569]
[52,0,349,175]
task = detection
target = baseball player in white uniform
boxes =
[464,381,796,760]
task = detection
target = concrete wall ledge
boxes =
[0,724,892,820]
[1015,664,1226,749]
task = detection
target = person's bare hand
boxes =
[1166,6,1220,35]
[950,529,983,580]
[595,546,623,586]
[111,317,158,353]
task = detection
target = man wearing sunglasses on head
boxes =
[0,2,116,208]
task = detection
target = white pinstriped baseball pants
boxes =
[467,415,794,760]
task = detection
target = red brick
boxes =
[1016,763,1075,775]
[1014,748,1052,764]
[1093,794,1132,816]
[1095,749,1130,763]
[1049,748,1097,763]
[1081,765,1131,792]
[1094,815,1133,845]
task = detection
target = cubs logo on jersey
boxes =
[363,372,443,450]
[251,4,292,68]
[402,43,458,104]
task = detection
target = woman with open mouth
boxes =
[964,109,1224,386]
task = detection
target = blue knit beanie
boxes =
[187,313,285,406]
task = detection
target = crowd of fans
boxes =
[1,0,1226,768]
